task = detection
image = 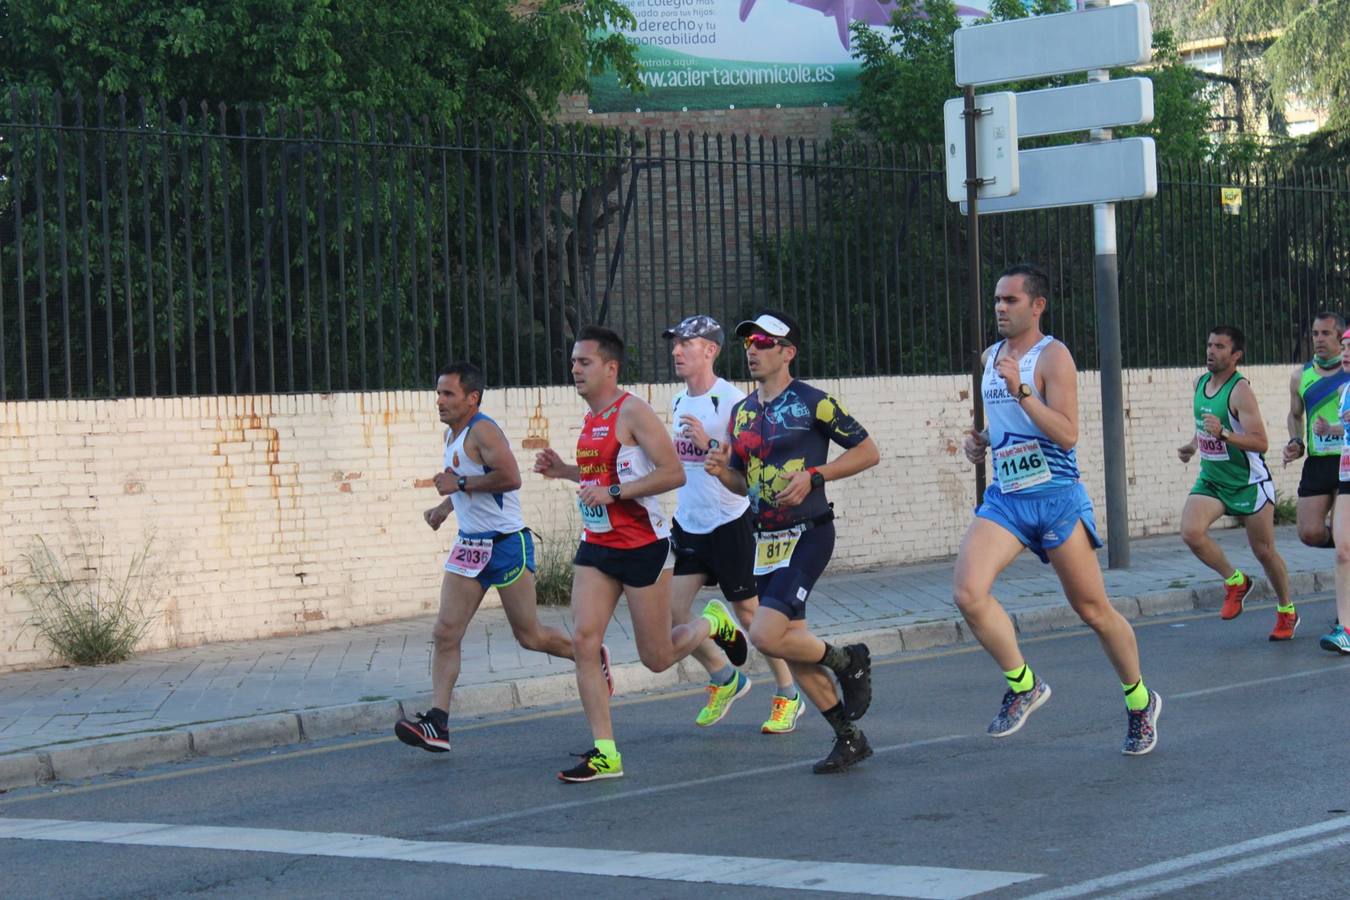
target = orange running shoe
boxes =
[1269,609,1300,641]
[1220,574,1252,620]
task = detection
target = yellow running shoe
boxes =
[695,671,751,727]
[760,692,805,735]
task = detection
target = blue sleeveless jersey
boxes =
[982,335,1081,495]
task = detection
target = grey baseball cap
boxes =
[662,315,725,346]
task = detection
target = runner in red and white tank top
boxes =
[576,392,670,549]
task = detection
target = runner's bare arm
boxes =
[1013,341,1078,450]
[466,421,523,493]
[1223,380,1269,454]
[423,496,455,530]
[1283,369,1306,466]
[816,436,879,483]
[614,399,686,499]
[533,447,580,482]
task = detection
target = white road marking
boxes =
[433,733,972,834]
[1024,813,1350,899]
[1096,829,1350,899]
[0,816,1042,899]
[1171,663,1349,700]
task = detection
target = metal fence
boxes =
[2,93,1348,400]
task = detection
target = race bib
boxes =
[1197,429,1229,462]
[1313,418,1340,455]
[754,525,804,576]
[674,436,705,463]
[445,537,493,578]
[993,439,1052,493]
[578,497,613,534]
[1340,443,1350,483]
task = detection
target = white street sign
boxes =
[1017,78,1154,138]
[954,3,1152,87]
[943,92,1019,202]
[959,137,1156,215]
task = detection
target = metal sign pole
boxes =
[1086,0,1131,568]
[963,85,987,504]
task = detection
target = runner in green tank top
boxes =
[1281,312,1349,549]
[1177,326,1298,640]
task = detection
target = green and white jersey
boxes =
[1194,370,1271,489]
[1299,362,1350,457]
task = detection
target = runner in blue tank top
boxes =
[955,264,1160,756]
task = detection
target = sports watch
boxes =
[1016,383,1033,402]
[808,467,825,490]
[456,475,468,493]
[608,484,623,500]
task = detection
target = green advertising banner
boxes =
[588,0,988,112]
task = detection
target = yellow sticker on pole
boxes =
[1221,187,1243,215]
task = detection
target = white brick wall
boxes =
[0,364,1303,671]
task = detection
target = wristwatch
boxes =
[707,438,720,450]
[808,467,825,490]
[608,484,623,500]
[1218,428,1229,442]
[456,475,468,493]
[1016,383,1033,402]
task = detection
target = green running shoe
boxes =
[761,692,806,735]
[695,671,752,727]
[701,599,749,666]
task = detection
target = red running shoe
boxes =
[1269,610,1300,641]
[1220,574,1252,620]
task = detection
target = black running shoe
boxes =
[394,710,450,753]
[557,747,624,783]
[838,643,872,721]
[812,730,873,774]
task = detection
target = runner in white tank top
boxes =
[394,363,582,756]
[663,315,799,735]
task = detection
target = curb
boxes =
[0,570,1331,793]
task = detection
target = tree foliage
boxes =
[1205,0,1350,128]
[0,0,641,122]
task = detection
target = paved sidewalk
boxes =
[0,525,1336,791]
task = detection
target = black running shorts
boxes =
[574,538,672,588]
[1298,454,1341,498]
[671,510,758,604]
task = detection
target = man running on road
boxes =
[705,309,880,773]
[1282,311,1348,549]
[663,315,802,734]
[1320,326,1350,654]
[956,264,1160,755]
[534,326,747,783]
[395,362,579,754]
[1178,325,1298,641]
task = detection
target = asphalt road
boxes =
[2,597,1348,899]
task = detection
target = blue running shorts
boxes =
[976,482,1102,564]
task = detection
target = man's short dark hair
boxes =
[438,361,486,405]
[1211,325,1246,355]
[1314,310,1346,330]
[576,325,625,365]
[1000,263,1051,302]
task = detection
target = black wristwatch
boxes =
[608,484,623,500]
[456,475,468,493]
[707,438,720,450]
[809,468,825,490]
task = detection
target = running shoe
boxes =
[1220,574,1252,620]
[702,599,749,667]
[1268,610,1300,641]
[761,693,806,735]
[600,643,615,697]
[557,747,624,783]
[394,709,450,753]
[838,643,872,721]
[1320,623,1350,654]
[812,730,873,774]
[987,679,1051,738]
[1122,690,1162,756]
[695,671,751,727]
